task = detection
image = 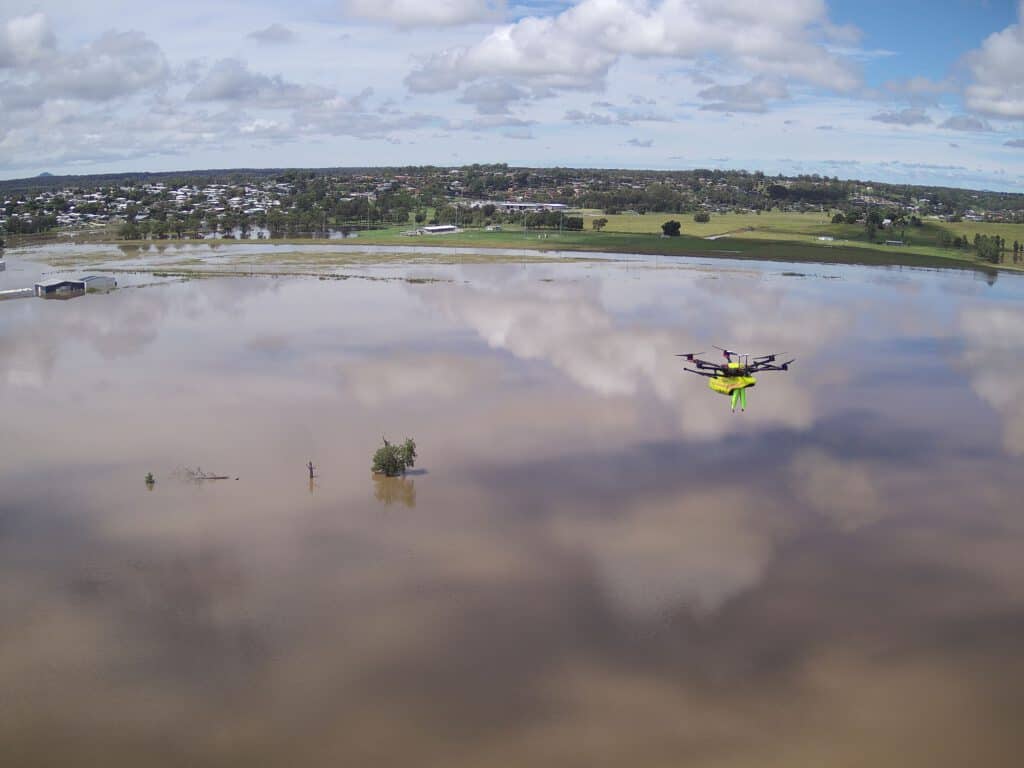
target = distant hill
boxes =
[37,172,54,178]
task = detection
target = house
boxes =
[419,225,459,235]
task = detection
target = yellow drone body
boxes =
[677,348,793,412]
[708,374,756,395]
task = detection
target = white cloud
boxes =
[553,490,786,618]
[0,19,167,105]
[870,107,931,126]
[938,115,991,132]
[959,306,1024,456]
[457,79,529,113]
[247,23,296,44]
[46,30,168,101]
[698,76,789,113]
[343,0,505,27]
[405,0,859,96]
[0,12,55,68]
[789,450,883,531]
[883,75,951,97]
[293,89,444,138]
[565,109,618,125]
[963,1,1024,119]
[187,58,329,106]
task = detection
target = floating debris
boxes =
[173,466,231,482]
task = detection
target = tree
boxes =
[831,212,845,224]
[661,220,681,237]
[592,217,608,231]
[693,211,710,223]
[372,437,417,477]
[564,216,583,231]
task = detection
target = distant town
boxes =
[2,165,1023,245]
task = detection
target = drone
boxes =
[676,346,794,412]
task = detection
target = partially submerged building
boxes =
[34,275,116,299]
[81,275,117,291]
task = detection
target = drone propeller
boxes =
[752,353,778,362]
[675,352,704,361]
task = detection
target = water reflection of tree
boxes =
[374,476,416,508]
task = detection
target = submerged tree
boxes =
[372,437,417,477]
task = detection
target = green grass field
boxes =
[340,222,1009,273]
[567,210,1024,269]
[17,210,1022,274]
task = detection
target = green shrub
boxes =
[372,437,417,476]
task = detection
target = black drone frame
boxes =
[675,347,795,377]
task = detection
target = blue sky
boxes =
[1,0,1023,189]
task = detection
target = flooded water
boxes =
[2,251,1024,766]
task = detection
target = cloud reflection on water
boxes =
[3,260,1024,765]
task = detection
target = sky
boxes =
[1,0,1023,190]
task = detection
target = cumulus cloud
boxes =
[698,76,789,113]
[959,306,1024,456]
[293,90,445,138]
[343,0,504,27]
[457,79,529,114]
[939,114,992,132]
[870,107,931,126]
[553,491,786,618]
[422,276,836,441]
[46,30,168,101]
[247,23,296,44]
[881,75,952,104]
[565,109,618,125]
[1006,138,1024,148]
[964,1,1024,119]
[564,105,670,126]
[0,12,55,68]
[0,20,167,106]
[405,0,859,96]
[187,58,329,106]
[789,450,883,531]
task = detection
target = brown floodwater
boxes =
[2,252,1024,766]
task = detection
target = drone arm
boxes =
[683,367,716,378]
